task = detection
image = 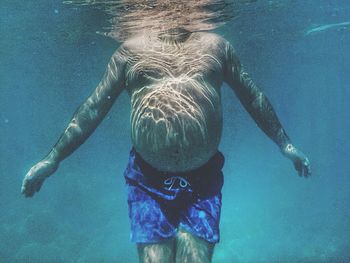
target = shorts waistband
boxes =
[127,148,225,199]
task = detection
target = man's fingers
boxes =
[301,165,307,177]
[21,185,26,195]
[27,185,36,197]
[294,161,303,177]
[26,181,40,197]
[23,182,34,197]
[302,159,311,177]
[35,181,43,192]
[305,163,312,177]
[21,177,38,197]
[21,178,30,195]
[308,165,312,176]
[294,158,311,178]
[302,163,312,177]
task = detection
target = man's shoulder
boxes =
[193,32,231,55]
[194,32,227,44]
[110,36,145,61]
[121,35,145,48]
[193,32,232,61]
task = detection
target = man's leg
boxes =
[137,238,176,263]
[175,228,215,263]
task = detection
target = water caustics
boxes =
[122,31,226,171]
[62,0,241,171]
[63,0,236,42]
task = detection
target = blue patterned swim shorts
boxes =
[124,148,225,244]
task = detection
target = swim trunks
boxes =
[124,147,225,244]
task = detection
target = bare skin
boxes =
[21,29,311,263]
[137,228,214,263]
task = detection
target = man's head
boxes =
[64,0,235,41]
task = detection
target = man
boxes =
[21,28,311,263]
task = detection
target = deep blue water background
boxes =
[1,0,350,262]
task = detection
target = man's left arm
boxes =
[223,42,311,177]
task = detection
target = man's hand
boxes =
[21,158,59,197]
[281,144,311,177]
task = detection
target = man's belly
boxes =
[130,79,222,172]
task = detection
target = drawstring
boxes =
[163,176,191,190]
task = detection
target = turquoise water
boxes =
[1,1,350,262]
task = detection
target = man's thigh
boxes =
[137,238,176,263]
[176,228,215,263]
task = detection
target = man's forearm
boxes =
[46,100,108,163]
[45,49,125,163]
[224,42,299,156]
[235,70,292,150]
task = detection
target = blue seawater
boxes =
[1,1,349,262]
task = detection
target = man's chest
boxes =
[125,50,224,89]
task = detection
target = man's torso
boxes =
[121,31,228,172]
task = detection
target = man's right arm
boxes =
[48,49,126,163]
[21,47,127,197]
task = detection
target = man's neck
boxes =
[158,28,192,43]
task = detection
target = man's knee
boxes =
[176,229,215,263]
[137,239,175,263]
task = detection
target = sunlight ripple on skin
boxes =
[131,77,211,152]
[123,33,223,170]
[61,1,232,172]
[63,0,235,42]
